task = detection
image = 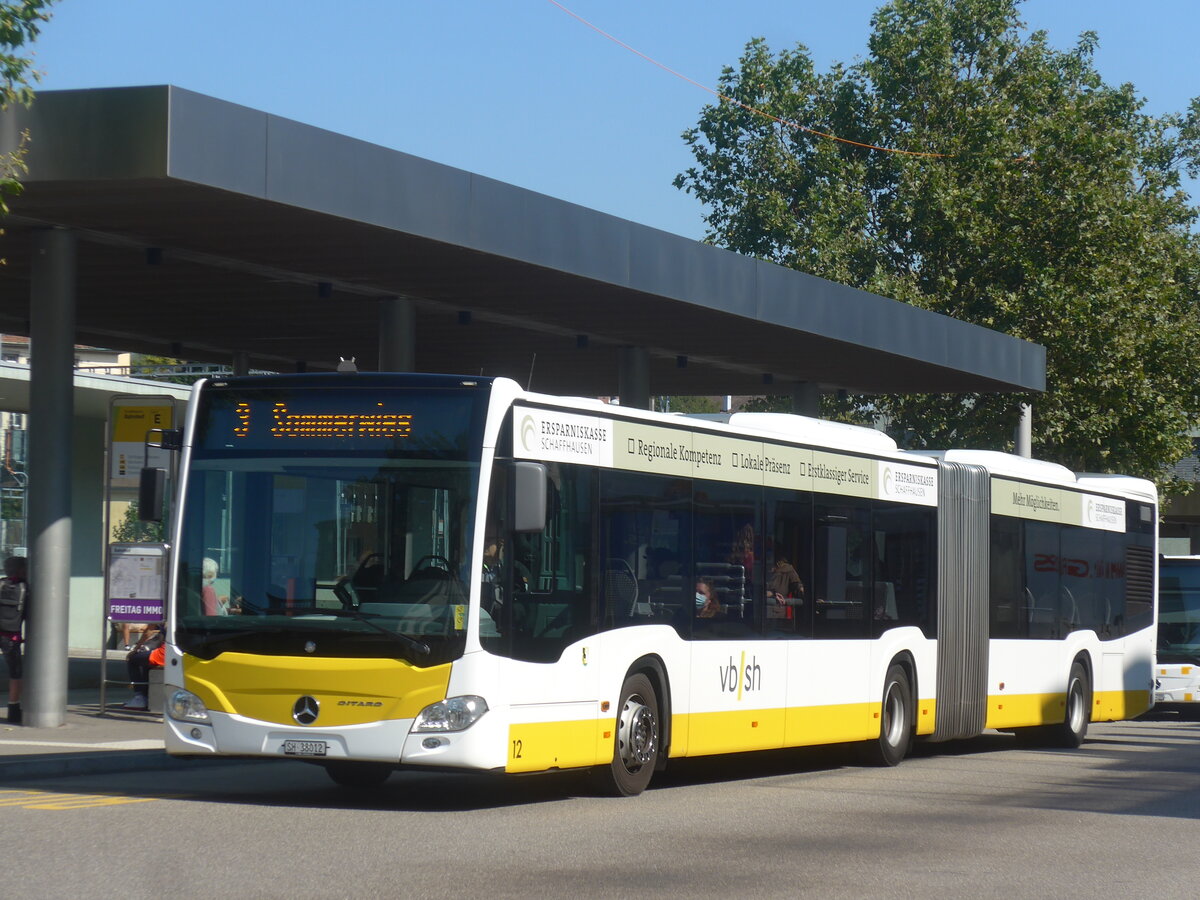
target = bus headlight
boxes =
[413,695,488,732]
[167,689,212,724]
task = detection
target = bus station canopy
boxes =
[0,85,1045,399]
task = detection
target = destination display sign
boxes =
[199,388,482,457]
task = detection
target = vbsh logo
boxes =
[718,652,762,699]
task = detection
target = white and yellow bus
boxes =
[1155,556,1200,716]
[154,374,1157,794]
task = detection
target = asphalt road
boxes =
[2,716,1196,900]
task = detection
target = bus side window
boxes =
[989,516,1022,638]
[506,463,594,663]
[813,500,870,639]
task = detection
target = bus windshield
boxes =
[172,384,487,667]
[1159,558,1200,664]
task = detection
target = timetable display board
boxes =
[108,398,177,489]
[106,543,167,624]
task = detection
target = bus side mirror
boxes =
[513,461,547,533]
[138,467,167,523]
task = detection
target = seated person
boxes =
[201,557,232,615]
[123,623,165,711]
[695,577,721,619]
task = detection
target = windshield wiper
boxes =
[187,625,289,654]
[204,598,432,658]
[299,607,432,658]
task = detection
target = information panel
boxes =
[106,543,167,624]
[109,398,177,489]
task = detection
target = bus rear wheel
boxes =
[324,761,394,788]
[1014,660,1091,749]
[594,673,659,797]
[1051,661,1091,748]
[862,664,913,767]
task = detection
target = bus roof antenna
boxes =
[337,357,357,372]
[527,352,536,390]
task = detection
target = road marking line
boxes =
[0,789,160,810]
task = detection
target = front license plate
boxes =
[282,739,328,757]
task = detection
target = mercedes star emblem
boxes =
[293,695,320,725]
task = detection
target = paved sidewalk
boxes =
[0,686,185,779]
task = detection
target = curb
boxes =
[0,750,245,780]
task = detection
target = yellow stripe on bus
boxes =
[985,689,1150,729]
[506,689,1149,775]
[1094,689,1151,721]
[506,719,606,773]
[183,652,451,726]
[508,700,898,771]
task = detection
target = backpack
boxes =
[0,578,27,633]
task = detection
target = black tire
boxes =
[324,761,394,788]
[594,673,660,797]
[1050,661,1091,748]
[1013,660,1092,748]
[862,663,913,767]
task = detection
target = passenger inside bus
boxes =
[695,577,721,619]
[201,557,231,616]
[767,556,805,609]
[478,536,505,619]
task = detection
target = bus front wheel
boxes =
[595,673,659,797]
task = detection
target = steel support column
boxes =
[26,228,76,728]
[1015,403,1032,458]
[378,296,415,372]
[790,382,820,417]
[232,350,250,376]
[618,346,650,410]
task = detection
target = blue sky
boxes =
[28,0,1200,240]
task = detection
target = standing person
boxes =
[0,556,28,725]
[767,557,805,604]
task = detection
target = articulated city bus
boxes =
[152,373,1157,794]
[1155,556,1200,716]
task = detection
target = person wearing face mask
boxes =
[695,577,721,619]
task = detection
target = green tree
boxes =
[0,1,57,217]
[664,395,720,414]
[111,502,164,543]
[130,353,208,385]
[1,0,57,271]
[676,0,1200,494]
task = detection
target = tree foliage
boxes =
[675,0,1200,494]
[663,395,720,414]
[111,502,164,544]
[1,0,55,231]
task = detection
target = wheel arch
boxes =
[1070,649,1095,719]
[888,649,918,714]
[1071,648,1094,685]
